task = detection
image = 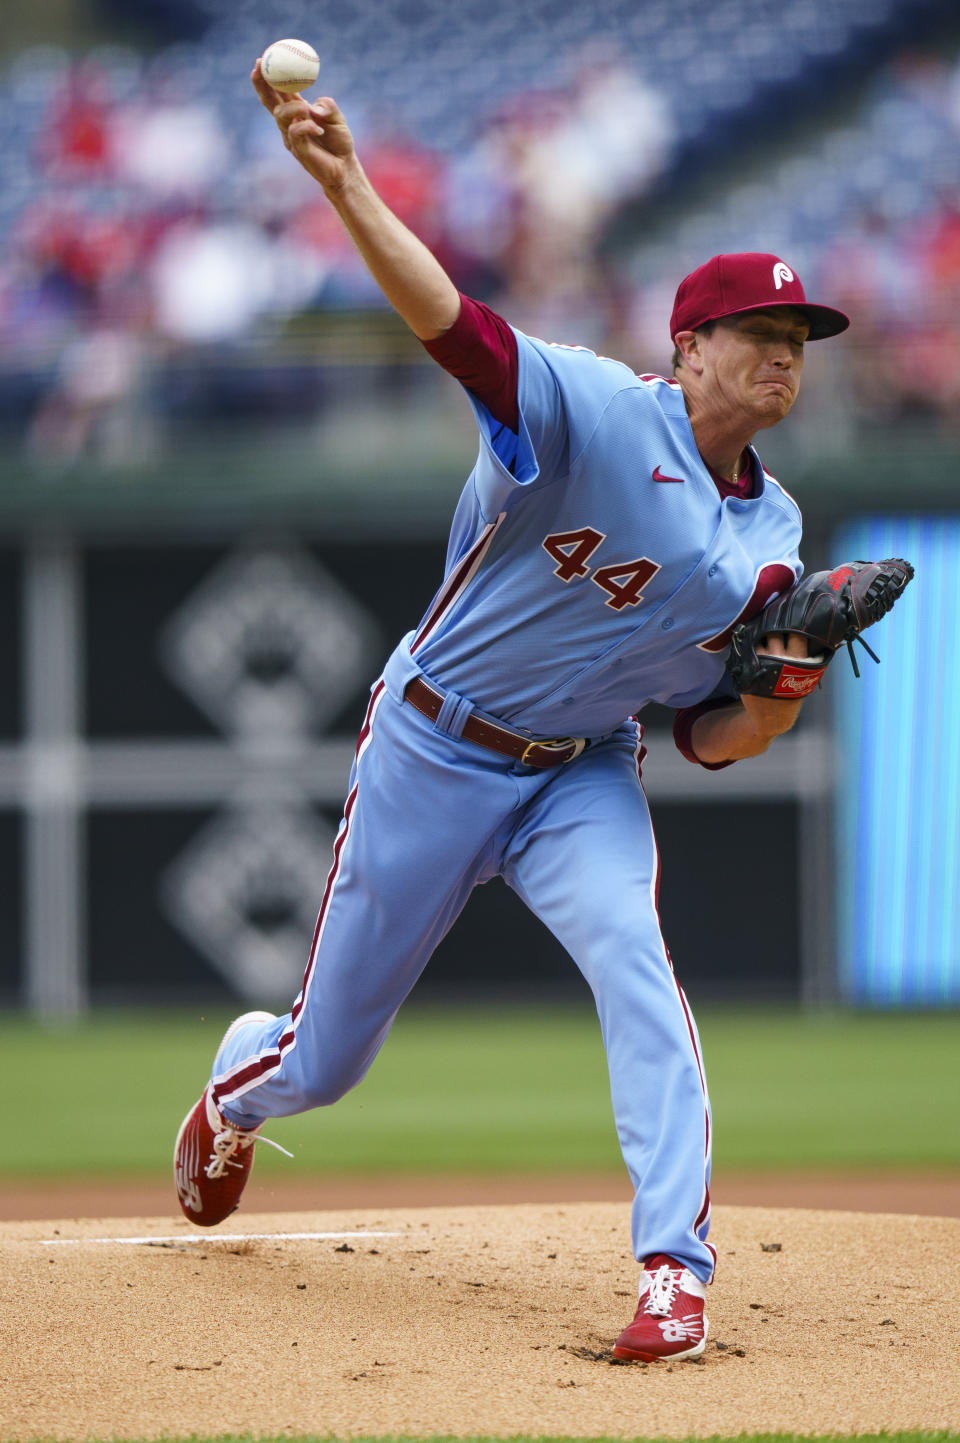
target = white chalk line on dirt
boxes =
[31,1230,406,1247]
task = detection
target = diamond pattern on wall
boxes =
[160,546,379,738]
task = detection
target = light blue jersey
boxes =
[399,331,802,737]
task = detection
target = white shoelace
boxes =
[643,1263,681,1317]
[205,1124,294,1180]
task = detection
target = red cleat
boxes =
[612,1254,709,1361]
[173,1013,291,1226]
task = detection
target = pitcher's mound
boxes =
[4,1202,957,1440]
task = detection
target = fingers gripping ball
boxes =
[727,556,914,699]
[261,38,320,94]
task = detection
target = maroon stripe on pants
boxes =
[635,720,715,1269]
[212,681,385,1109]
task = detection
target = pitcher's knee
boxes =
[297,1058,368,1109]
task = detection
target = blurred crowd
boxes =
[3,37,960,467]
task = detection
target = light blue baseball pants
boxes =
[210,664,715,1282]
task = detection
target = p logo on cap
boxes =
[669,252,849,341]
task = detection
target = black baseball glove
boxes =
[727,557,914,699]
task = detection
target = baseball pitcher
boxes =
[174,63,913,1362]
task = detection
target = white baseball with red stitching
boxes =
[261,38,320,94]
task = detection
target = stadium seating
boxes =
[2,0,960,447]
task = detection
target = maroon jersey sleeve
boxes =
[421,293,519,433]
[672,697,739,771]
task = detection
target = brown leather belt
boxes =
[404,675,586,769]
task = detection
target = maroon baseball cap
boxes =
[670,252,849,341]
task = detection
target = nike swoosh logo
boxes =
[652,465,685,483]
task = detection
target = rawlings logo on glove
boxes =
[769,665,824,698]
[727,557,914,699]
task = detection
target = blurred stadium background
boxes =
[2,0,959,1064]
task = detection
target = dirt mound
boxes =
[3,1169,959,1221]
[4,1202,957,1440]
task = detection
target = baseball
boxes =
[261,38,320,94]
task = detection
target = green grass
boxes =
[4,1004,960,1179]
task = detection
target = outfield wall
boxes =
[0,530,829,1015]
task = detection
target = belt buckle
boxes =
[520,735,586,766]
